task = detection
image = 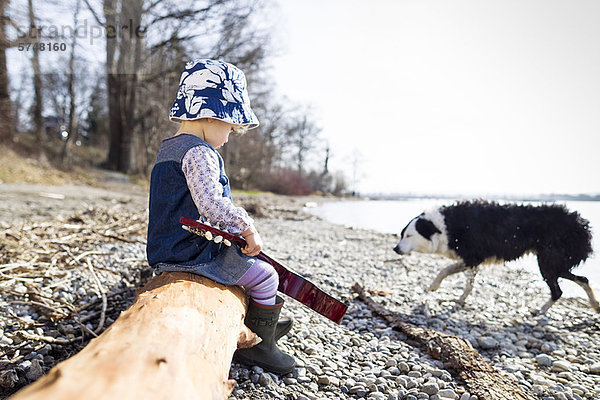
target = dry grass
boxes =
[0,145,97,186]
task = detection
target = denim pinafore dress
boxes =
[146,134,255,285]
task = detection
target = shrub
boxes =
[258,169,312,196]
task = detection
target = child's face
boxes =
[205,119,236,149]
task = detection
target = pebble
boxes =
[317,375,332,385]
[13,284,28,294]
[25,359,44,381]
[397,362,410,373]
[587,363,600,374]
[478,337,498,350]
[438,389,458,399]
[292,367,306,378]
[551,360,572,372]
[258,373,274,387]
[422,382,439,395]
[535,354,554,367]
[1,335,13,345]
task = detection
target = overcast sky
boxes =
[270,0,600,196]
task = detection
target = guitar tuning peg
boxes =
[204,231,213,241]
[223,239,231,246]
[213,235,223,244]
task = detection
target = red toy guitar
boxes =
[180,217,348,324]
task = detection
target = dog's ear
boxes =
[415,218,441,240]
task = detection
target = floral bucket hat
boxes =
[169,59,259,128]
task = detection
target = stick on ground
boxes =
[352,283,536,400]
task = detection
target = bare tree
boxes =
[0,0,14,142]
[222,93,288,189]
[286,113,320,175]
[78,0,273,174]
[103,0,126,171]
[60,0,81,163]
[10,68,27,134]
[323,144,330,175]
[83,74,109,147]
[27,0,44,142]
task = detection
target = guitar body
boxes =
[180,217,347,324]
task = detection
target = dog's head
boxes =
[393,212,444,255]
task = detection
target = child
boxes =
[146,59,295,374]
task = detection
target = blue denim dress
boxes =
[146,134,255,285]
[155,246,254,285]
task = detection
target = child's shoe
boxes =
[234,296,296,374]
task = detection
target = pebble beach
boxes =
[1,188,599,400]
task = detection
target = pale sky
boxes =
[270,0,600,196]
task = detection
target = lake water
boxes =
[307,198,600,299]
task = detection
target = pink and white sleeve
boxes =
[181,146,254,234]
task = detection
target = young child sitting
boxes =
[146,58,295,374]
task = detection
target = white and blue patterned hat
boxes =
[169,59,259,128]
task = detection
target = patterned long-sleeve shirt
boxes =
[182,145,253,234]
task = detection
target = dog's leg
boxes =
[575,281,600,313]
[561,272,600,313]
[534,281,563,315]
[536,298,556,315]
[576,281,600,313]
[457,267,478,305]
[534,279,562,315]
[535,254,563,315]
[428,262,468,292]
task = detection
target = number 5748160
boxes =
[18,42,67,51]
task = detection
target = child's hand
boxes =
[241,226,263,257]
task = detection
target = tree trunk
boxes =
[104,0,144,174]
[352,283,537,400]
[28,0,44,143]
[120,0,143,174]
[0,0,14,142]
[104,0,124,171]
[61,0,80,163]
[9,272,259,400]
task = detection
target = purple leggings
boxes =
[235,259,278,305]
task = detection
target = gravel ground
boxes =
[1,183,599,400]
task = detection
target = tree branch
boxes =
[352,283,537,400]
[81,0,104,26]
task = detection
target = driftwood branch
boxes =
[9,272,259,400]
[352,283,536,400]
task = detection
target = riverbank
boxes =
[1,185,599,399]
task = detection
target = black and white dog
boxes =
[393,200,599,314]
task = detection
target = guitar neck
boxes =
[179,216,348,324]
[180,217,246,245]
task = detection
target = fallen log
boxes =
[9,272,259,400]
[352,283,536,400]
